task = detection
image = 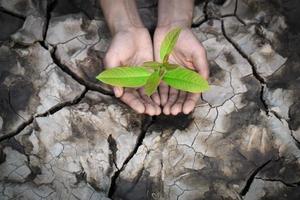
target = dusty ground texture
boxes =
[0,0,300,199]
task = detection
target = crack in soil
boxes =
[0,0,113,142]
[41,0,112,97]
[7,86,26,121]
[221,19,269,116]
[193,0,270,118]
[1,1,298,199]
[240,159,272,196]
[41,0,58,49]
[229,0,246,25]
[0,88,88,142]
[220,12,300,193]
[222,21,300,150]
[192,0,209,28]
[290,132,300,148]
[220,20,265,84]
[107,134,119,170]
[192,0,246,28]
[0,7,26,20]
[108,116,155,198]
[50,46,113,96]
[190,2,297,196]
[255,177,300,188]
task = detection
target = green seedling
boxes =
[96,28,209,96]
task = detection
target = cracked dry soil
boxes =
[0,0,300,199]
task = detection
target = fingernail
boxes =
[114,87,122,97]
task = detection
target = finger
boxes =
[159,82,169,106]
[163,88,178,115]
[151,91,160,106]
[113,87,123,98]
[171,91,187,115]
[183,93,200,114]
[103,52,120,69]
[193,48,209,80]
[120,89,145,114]
[138,89,161,116]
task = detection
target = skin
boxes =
[99,0,209,115]
[99,0,161,115]
[154,28,209,115]
[154,0,209,115]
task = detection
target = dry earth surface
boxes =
[0,0,300,199]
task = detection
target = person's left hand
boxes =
[104,27,161,116]
[153,26,209,115]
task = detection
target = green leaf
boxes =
[96,66,151,87]
[143,61,178,71]
[159,68,167,77]
[162,67,209,93]
[160,27,182,62]
[144,70,161,96]
[162,63,180,70]
[143,61,162,70]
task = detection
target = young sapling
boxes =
[96,28,209,96]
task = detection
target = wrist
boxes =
[156,20,191,30]
[157,0,194,29]
[154,22,190,39]
[100,0,145,35]
[111,22,145,35]
[113,26,149,37]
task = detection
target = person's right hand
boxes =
[153,26,209,115]
[104,27,161,115]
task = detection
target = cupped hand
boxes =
[153,26,209,115]
[104,27,161,115]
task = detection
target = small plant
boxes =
[96,28,209,96]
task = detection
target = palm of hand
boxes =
[104,28,161,115]
[154,28,209,115]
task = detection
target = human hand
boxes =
[104,27,161,115]
[154,26,209,115]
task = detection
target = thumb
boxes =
[113,87,123,98]
[193,49,209,80]
[103,54,124,98]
